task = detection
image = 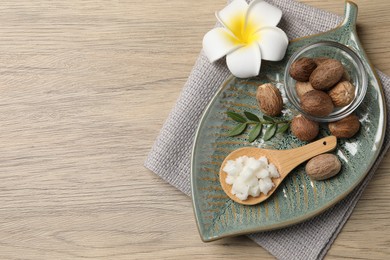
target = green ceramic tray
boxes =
[191,1,386,242]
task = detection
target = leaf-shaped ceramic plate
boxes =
[191,1,386,242]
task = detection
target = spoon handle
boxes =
[272,136,337,175]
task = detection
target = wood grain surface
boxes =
[0,0,388,259]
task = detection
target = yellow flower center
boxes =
[228,15,260,45]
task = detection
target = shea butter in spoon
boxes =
[220,136,337,205]
[223,155,280,201]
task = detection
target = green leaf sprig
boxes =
[226,111,290,142]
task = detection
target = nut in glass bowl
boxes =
[284,41,368,123]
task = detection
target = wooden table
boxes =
[0,0,388,259]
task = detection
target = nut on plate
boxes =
[328,81,355,107]
[291,114,319,142]
[328,114,360,138]
[300,90,334,117]
[309,59,344,90]
[289,57,317,82]
[295,81,314,98]
[256,83,283,116]
[305,153,342,181]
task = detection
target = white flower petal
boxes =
[246,0,282,32]
[202,28,243,63]
[215,0,248,36]
[255,26,288,61]
[226,42,261,78]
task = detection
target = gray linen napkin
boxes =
[145,0,390,259]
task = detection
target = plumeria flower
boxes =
[203,0,288,78]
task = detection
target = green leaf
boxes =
[263,124,277,141]
[226,111,247,123]
[277,123,290,134]
[244,111,260,122]
[227,123,247,137]
[248,123,262,143]
[263,115,275,123]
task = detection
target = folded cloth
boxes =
[145,0,390,259]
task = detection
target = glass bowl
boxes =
[284,41,368,122]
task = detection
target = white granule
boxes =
[223,156,280,200]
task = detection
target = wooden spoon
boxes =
[219,136,337,205]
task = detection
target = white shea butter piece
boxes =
[223,155,280,200]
